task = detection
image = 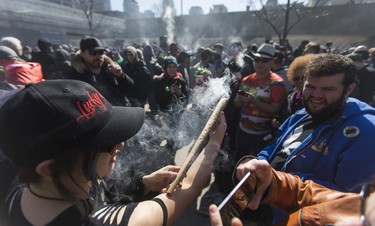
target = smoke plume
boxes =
[162,6,175,45]
[108,74,234,194]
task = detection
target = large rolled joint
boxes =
[167,97,229,194]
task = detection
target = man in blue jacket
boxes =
[254,54,375,193]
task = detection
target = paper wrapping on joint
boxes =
[167,97,229,194]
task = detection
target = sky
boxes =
[111,0,253,15]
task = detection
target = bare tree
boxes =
[75,0,105,36]
[248,0,321,45]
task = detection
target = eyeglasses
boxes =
[88,49,106,56]
[254,57,272,63]
[360,183,375,226]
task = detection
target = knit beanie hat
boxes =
[163,56,178,69]
[126,46,138,61]
[37,38,52,52]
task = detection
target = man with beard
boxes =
[254,54,375,193]
[67,36,134,106]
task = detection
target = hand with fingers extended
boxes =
[235,158,273,210]
[209,204,243,226]
[142,165,180,194]
[107,62,123,78]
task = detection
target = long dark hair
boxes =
[18,146,101,218]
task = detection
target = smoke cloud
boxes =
[108,74,234,194]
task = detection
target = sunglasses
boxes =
[360,183,375,226]
[254,57,272,63]
[88,49,106,56]
[100,146,116,155]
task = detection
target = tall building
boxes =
[210,5,228,14]
[44,0,73,7]
[266,0,278,6]
[308,0,375,6]
[92,0,111,11]
[189,6,204,15]
[42,0,72,7]
[42,0,111,11]
[123,0,140,18]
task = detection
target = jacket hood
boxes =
[295,97,375,119]
[125,46,139,62]
[71,52,115,74]
[342,97,375,117]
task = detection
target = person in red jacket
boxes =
[0,45,43,86]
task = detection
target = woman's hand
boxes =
[142,165,180,193]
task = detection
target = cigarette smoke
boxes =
[108,73,235,194]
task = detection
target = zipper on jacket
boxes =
[281,116,346,171]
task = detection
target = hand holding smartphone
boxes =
[217,172,256,226]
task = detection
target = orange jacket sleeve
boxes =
[263,170,361,226]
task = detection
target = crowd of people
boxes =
[1,34,375,226]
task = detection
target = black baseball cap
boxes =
[80,36,105,51]
[0,80,144,167]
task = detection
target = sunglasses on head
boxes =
[88,49,106,56]
[254,57,272,63]
[360,183,375,226]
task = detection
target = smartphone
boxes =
[217,172,256,226]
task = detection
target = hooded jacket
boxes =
[120,47,152,107]
[257,98,375,192]
[153,72,188,111]
[67,54,134,107]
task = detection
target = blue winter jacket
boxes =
[257,98,375,192]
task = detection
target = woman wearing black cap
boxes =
[0,79,227,226]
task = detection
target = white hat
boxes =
[354,45,368,53]
[0,37,22,56]
[253,44,275,59]
[0,45,18,59]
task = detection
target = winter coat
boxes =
[258,98,375,192]
[67,54,134,107]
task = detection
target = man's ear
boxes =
[35,159,55,178]
[345,82,357,98]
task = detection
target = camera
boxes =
[173,78,184,86]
